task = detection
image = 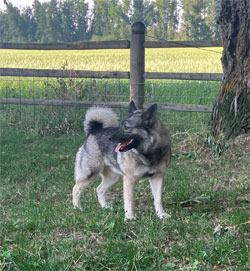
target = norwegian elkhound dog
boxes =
[72,101,171,220]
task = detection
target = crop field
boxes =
[0,48,223,72]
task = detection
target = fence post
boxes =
[130,22,145,109]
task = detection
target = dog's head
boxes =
[110,101,158,152]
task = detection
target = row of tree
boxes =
[0,0,220,43]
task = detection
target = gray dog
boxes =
[73,101,171,220]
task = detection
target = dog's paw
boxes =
[102,204,113,210]
[158,212,171,220]
[73,202,82,210]
[124,213,136,221]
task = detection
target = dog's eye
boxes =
[123,123,129,130]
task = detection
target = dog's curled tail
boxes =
[84,107,119,135]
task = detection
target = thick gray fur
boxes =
[72,101,171,220]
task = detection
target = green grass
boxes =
[1,46,249,270]
[1,128,249,270]
[0,77,219,105]
[0,76,220,133]
[0,48,222,73]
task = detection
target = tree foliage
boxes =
[179,0,220,40]
[0,0,220,42]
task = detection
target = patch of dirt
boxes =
[230,133,250,154]
[52,228,103,244]
[174,132,250,158]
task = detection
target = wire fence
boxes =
[0,76,220,135]
[0,25,222,135]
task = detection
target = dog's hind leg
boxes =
[97,168,120,208]
[150,174,171,219]
[72,178,94,209]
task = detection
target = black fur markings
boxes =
[143,148,168,165]
[87,120,103,135]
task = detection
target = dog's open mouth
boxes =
[115,138,139,152]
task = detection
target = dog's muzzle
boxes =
[109,131,140,152]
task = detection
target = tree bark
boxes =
[210,0,250,139]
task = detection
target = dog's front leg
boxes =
[123,176,136,220]
[150,174,171,219]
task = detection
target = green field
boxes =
[0,48,222,73]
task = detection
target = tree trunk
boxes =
[210,0,250,140]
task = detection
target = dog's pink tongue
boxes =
[115,142,126,152]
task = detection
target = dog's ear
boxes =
[142,104,157,127]
[129,100,137,113]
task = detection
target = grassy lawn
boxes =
[1,128,249,270]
